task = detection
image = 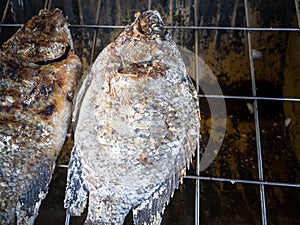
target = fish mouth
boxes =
[134,10,165,38]
[114,10,169,43]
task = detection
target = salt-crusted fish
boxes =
[64,10,200,225]
[0,9,81,224]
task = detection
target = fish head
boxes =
[2,9,72,65]
[115,10,169,42]
[134,10,165,39]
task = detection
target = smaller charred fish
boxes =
[0,9,81,224]
[65,10,200,225]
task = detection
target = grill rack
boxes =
[1,0,300,224]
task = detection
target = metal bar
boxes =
[197,94,300,102]
[194,0,201,223]
[148,0,152,10]
[1,23,300,32]
[0,0,10,37]
[0,0,10,23]
[244,1,268,225]
[0,24,23,27]
[43,0,48,9]
[195,141,200,225]
[77,0,84,24]
[55,165,300,188]
[89,0,102,65]
[65,213,71,225]
[53,166,300,188]
[0,24,118,28]
[56,164,69,168]
[185,176,300,188]
[65,25,300,31]
[47,0,52,9]
[170,0,174,28]
[43,0,51,9]
[294,0,300,28]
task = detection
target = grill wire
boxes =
[1,0,300,225]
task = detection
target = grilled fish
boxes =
[0,8,81,224]
[64,10,200,225]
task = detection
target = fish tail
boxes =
[64,145,89,216]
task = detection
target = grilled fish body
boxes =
[65,11,200,225]
[0,9,81,224]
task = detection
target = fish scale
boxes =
[0,9,81,224]
[65,10,200,224]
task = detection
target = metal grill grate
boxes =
[1,0,300,225]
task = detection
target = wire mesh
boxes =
[243,0,267,224]
[0,0,300,224]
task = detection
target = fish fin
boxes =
[16,161,53,224]
[64,146,89,216]
[72,67,93,132]
[132,173,180,225]
[85,194,131,225]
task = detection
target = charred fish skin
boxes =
[0,9,82,225]
[65,10,200,225]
